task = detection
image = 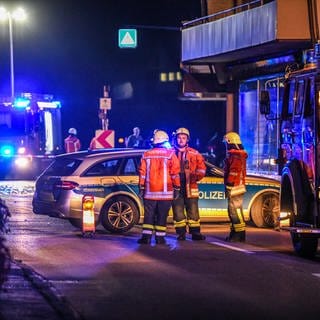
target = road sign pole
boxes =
[99,85,111,130]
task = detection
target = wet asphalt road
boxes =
[2,192,320,320]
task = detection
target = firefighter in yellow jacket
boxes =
[172,128,206,241]
[223,132,248,242]
[138,130,180,245]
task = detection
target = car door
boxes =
[117,156,141,195]
[198,162,228,220]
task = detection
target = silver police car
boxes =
[32,148,280,233]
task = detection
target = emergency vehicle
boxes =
[0,93,62,180]
[261,43,320,257]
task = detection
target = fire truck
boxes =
[261,43,320,258]
[0,93,62,180]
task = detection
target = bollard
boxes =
[82,195,95,237]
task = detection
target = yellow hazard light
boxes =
[83,198,94,210]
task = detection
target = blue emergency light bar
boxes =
[0,145,15,157]
[13,97,30,109]
[11,96,61,109]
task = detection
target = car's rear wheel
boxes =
[250,192,279,228]
[100,196,139,233]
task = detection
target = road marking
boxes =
[312,273,320,279]
[210,241,255,254]
[50,280,81,284]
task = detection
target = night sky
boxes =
[0,0,226,152]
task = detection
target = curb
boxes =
[4,260,84,320]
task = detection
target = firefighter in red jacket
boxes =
[64,128,81,153]
[138,130,180,245]
[223,132,248,242]
[172,128,206,241]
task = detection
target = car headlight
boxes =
[14,156,31,169]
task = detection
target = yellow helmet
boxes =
[153,130,169,144]
[223,132,242,145]
[175,127,190,139]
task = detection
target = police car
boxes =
[32,148,280,233]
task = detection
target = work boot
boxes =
[239,230,246,242]
[177,233,186,241]
[225,229,237,242]
[175,226,186,240]
[155,236,166,245]
[137,234,151,244]
[191,232,206,241]
[225,231,245,242]
[274,220,281,232]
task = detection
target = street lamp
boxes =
[0,7,27,100]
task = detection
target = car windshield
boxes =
[43,157,82,176]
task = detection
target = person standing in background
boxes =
[126,127,144,148]
[64,128,81,153]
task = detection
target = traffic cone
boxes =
[82,195,95,236]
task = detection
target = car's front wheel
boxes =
[250,192,279,228]
[100,196,139,233]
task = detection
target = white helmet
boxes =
[153,130,169,144]
[175,127,190,140]
[68,128,77,135]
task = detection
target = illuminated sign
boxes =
[37,101,61,109]
[118,29,137,48]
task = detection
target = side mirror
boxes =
[259,90,270,115]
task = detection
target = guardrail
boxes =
[182,0,268,28]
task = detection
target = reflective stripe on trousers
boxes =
[172,197,201,232]
[227,194,246,232]
[142,199,171,236]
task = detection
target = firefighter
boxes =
[138,129,180,245]
[172,127,206,241]
[64,128,81,153]
[223,132,248,242]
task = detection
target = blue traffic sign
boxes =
[118,29,137,48]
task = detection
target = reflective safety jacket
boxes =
[139,147,180,200]
[64,135,81,153]
[175,146,206,198]
[223,149,248,187]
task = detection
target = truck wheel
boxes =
[291,232,318,258]
[100,196,139,233]
[250,192,279,228]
